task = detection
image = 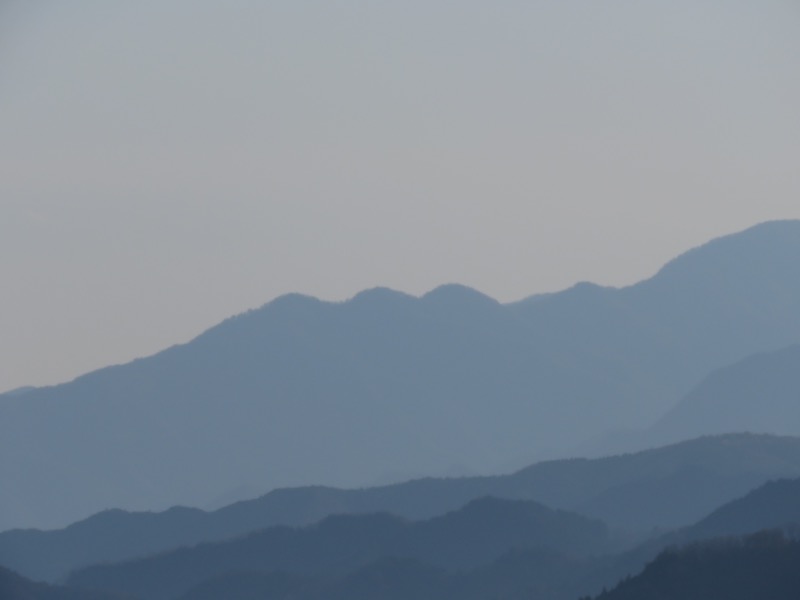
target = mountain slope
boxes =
[650,344,800,444]
[3,221,800,531]
[585,477,800,595]
[0,565,127,600]
[6,434,800,583]
[162,477,800,600]
[682,478,800,541]
[595,530,800,600]
[65,497,609,600]
[176,551,596,600]
[511,219,800,409]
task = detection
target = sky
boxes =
[1,0,799,393]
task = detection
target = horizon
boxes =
[0,218,794,395]
[2,1,799,391]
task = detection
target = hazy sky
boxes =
[1,1,799,392]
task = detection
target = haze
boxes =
[1,0,799,393]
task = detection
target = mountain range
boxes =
[51,474,800,600]
[65,497,608,600]
[5,433,800,583]
[7,476,800,600]
[2,220,800,531]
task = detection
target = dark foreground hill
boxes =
[650,344,800,444]
[3,220,800,531]
[6,433,800,583]
[594,530,800,600]
[66,497,608,600]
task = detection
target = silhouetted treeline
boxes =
[594,530,800,600]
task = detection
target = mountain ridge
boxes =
[3,220,800,531]
[5,433,800,583]
[650,344,800,444]
[65,496,609,600]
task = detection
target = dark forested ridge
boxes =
[578,475,800,595]
[593,530,800,600]
[3,221,800,532]
[65,497,608,600]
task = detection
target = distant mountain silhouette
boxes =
[66,497,608,600]
[0,386,36,399]
[650,344,800,444]
[3,220,800,531]
[510,220,800,408]
[6,434,800,583]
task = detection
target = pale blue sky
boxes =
[2,0,799,392]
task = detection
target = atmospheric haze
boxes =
[1,0,799,392]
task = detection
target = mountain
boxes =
[594,530,800,600]
[176,551,595,600]
[143,476,800,600]
[0,507,213,584]
[177,569,321,600]
[0,386,36,399]
[510,219,800,415]
[0,564,127,600]
[680,477,800,542]
[580,477,800,596]
[65,497,609,600]
[6,433,800,583]
[650,344,800,444]
[3,220,800,531]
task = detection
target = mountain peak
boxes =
[349,287,415,304]
[421,284,499,308]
